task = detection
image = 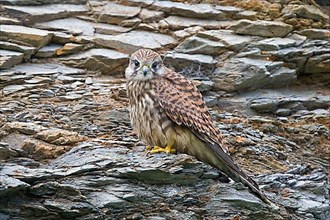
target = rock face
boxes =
[94,31,176,53]
[213,58,297,92]
[3,4,89,24]
[228,19,294,37]
[61,48,129,75]
[0,25,53,48]
[0,0,329,219]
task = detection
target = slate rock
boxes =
[61,48,129,75]
[0,50,24,69]
[197,29,254,51]
[163,16,229,30]
[93,2,141,25]
[94,31,176,54]
[3,4,88,24]
[164,52,216,76]
[282,5,329,21]
[228,19,293,37]
[150,1,225,20]
[297,29,330,40]
[175,35,225,55]
[0,25,53,48]
[0,41,35,61]
[213,58,296,92]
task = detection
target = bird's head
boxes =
[125,49,165,81]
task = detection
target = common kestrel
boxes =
[125,49,271,204]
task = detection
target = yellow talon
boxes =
[149,144,176,154]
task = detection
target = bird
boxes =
[125,48,272,205]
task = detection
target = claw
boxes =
[149,144,176,154]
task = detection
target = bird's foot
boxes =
[149,145,176,154]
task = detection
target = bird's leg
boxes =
[149,141,176,154]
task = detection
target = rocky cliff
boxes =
[0,0,329,219]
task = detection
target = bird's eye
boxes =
[132,60,140,68]
[151,61,159,70]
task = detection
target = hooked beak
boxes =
[141,65,150,76]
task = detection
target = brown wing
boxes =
[155,69,272,204]
[156,69,226,151]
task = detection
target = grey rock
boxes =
[94,31,176,54]
[215,5,243,16]
[164,52,216,76]
[297,29,330,40]
[250,94,330,114]
[34,18,94,36]
[120,0,154,7]
[93,22,131,35]
[93,2,141,25]
[282,5,329,21]
[151,1,225,20]
[35,44,62,58]
[228,19,293,37]
[138,8,165,22]
[4,63,85,77]
[162,16,229,30]
[235,10,258,20]
[275,108,292,117]
[173,26,205,39]
[213,58,296,92]
[0,0,87,5]
[0,50,24,69]
[0,25,53,48]
[88,192,126,208]
[250,38,297,51]
[197,29,254,51]
[0,41,35,61]
[175,35,226,55]
[2,84,26,95]
[61,48,129,75]
[305,53,330,74]
[3,4,88,24]
[0,175,30,196]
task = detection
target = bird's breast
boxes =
[126,80,170,146]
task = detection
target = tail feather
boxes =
[206,142,272,204]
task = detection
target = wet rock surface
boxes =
[0,0,329,219]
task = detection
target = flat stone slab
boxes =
[197,29,254,51]
[3,63,85,77]
[0,41,35,61]
[3,4,88,24]
[35,44,62,58]
[93,2,141,25]
[94,31,176,54]
[150,1,225,20]
[0,25,53,48]
[0,50,24,69]
[34,18,94,36]
[213,57,297,92]
[283,4,329,21]
[61,48,129,75]
[164,52,217,76]
[175,36,226,55]
[250,38,297,51]
[0,0,87,5]
[163,16,229,30]
[297,29,330,40]
[228,19,293,37]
